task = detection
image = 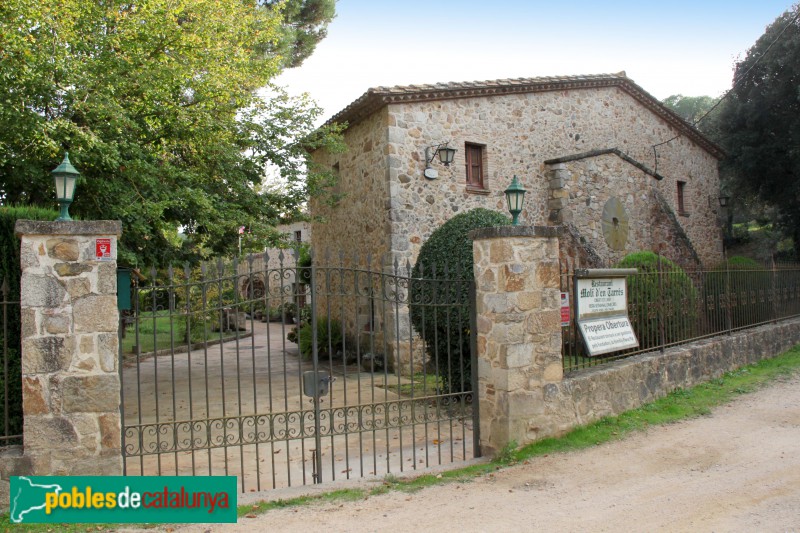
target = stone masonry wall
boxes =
[310,108,405,369]
[2,220,123,479]
[549,153,705,271]
[472,227,562,454]
[533,318,800,442]
[472,228,800,455]
[380,86,722,268]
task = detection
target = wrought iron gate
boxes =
[120,251,479,492]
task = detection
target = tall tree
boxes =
[265,0,336,69]
[0,0,342,265]
[662,94,719,127]
[716,6,800,258]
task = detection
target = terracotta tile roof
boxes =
[325,72,724,159]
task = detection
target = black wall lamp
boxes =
[424,141,456,179]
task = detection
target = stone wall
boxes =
[310,108,408,369]
[311,107,391,262]
[1,220,123,482]
[237,221,311,305]
[548,152,705,271]
[320,85,723,268]
[533,318,800,442]
[472,227,800,454]
[471,226,563,453]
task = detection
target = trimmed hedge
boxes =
[616,252,698,347]
[0,205,59,441]
[410,208,510,394]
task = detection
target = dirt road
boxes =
[170,374,800,532]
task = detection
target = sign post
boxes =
[574,269,639,356]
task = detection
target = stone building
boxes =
[308,72,725,372]
[310,72,724,270]
[238,221,310,304]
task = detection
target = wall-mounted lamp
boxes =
[718,196,730,208]
[52,152,80,221]
[504,175,527,226]
[423,141,457,179]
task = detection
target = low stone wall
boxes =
[530,318,800,442]
[472,226,800,455]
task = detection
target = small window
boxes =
[294,230,302,243]
[677,181,688,215]
[465,143,486,190]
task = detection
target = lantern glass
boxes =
[504,175,527,225]
[438,146,456,166]
[51,152,80,221]
[55,174,77,201]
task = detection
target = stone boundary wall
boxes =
[531,318,800,442]
[472,226,800,455]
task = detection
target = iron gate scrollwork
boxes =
[120,251,479,492]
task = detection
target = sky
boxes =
[275,0,795,124]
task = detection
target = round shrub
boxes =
[616,252,698,347]
[410,208,510,394]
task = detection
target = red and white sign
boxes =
[95,238,114,261]
[560,292,570,327]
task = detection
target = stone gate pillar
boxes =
[13,220,123,475]
[471,226,562,455]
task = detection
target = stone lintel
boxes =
[15,220,122,238]
[471,225,561,241]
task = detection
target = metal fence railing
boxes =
[0,278,22,447]
[561,259,800,373]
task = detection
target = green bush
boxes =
[704,256,772,330]
[410,208,510,394]
[616,252,698,347]
[297,246,312,286]
[297,317,343,361]
[0,205,59,440]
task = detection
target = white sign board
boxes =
[575,276,639,356]
[578,316,639,356]
[576,278,628,320]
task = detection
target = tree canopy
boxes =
[715,6,800,258]
[0,0,342,265]
[661,94,720,127]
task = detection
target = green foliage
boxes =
[704,256,773,330]
[297,317,342,361]
[297,245,312,285]
[0,0,343,265]
[661,94,720,130]
[0,205,58,439]
[410,208,510,394]
[265,0,336,69]
[616,252,698,346]
[716,6,800,258]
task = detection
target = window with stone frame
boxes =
[677,180,689,215]
[465,143,487,191]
